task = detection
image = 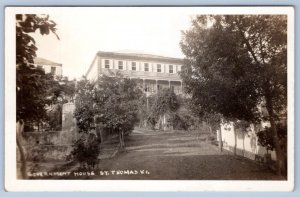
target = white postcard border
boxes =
[5,6,295,192]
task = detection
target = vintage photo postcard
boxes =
[5,6,294,191]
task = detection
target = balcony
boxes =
[101,68,181,82]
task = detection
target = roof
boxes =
[34,57,62,67]
[97,50,183,64]
[113,49,177,59]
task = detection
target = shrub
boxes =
[257,123,287,152]
[67,133,100,169]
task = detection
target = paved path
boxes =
[94,129,283,180]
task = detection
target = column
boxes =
[181,81,183,94]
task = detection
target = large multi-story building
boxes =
[85,51,184,95]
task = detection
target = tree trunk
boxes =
[233,126,237,156]
[218,125,223,152]
[269,115,285,176]
[16,120,27,179]
[119,130,125,149]
[265,96,285,176]
[95,123,103,143]
[208,125,212,133]
[242,132,245,157]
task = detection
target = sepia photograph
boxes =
[5,6,294,191]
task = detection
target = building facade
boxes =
[34,57,63,77]
[85,51,184,95]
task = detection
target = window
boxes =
[118,61,123,70]
[51,67,56,75]
[169,65,173,73]
[132,62,136,71]
[157,64,161,72]
[144,63,149,72]
[104,60,110,68]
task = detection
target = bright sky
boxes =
[31,7,198,80]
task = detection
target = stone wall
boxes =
[23,145,73,162]
[17,102,78,162]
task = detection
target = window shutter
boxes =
[129,61,132,70]
[141,62,145,71]
[153,63,157,72]
[123,61,126,70]
[101,59,105,68]
[109,60,113,69]
[177,65,181,72]
[166,65,169,73]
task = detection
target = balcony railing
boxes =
[101,68,181,81]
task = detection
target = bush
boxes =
[257,123,287,151]
[145,88,180,129]
[169,114,189,131]
[67,133,100,168]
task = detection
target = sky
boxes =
[31,7,199,80]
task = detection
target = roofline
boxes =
[34,57,62,67]
[96,51,184,64]
[85,55,98,77]
[34,63,62,67]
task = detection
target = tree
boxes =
[146,88,180,130]
[16,14,59,178]
[257,123,287,153]
[74,72,143,149]
[180,15,287,175]
[60,78,76,102]
[94,73,143,148]
[46,77,76,131]
[17,65,56,129]
[74,78,95,133]
[184,97,223,150]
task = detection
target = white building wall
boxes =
[148,63,152,72]
[161,63,165,73]
[173,64,177,73]
[177,65,181,72]
[136,61,141,71]
[40,65,62,76]
[86,57,98,82]
[152,63,157,72]
[97,57,182,75]
[220,122,276,161]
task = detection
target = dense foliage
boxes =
[16,14,60,125]
[257,123,287,152]
[94,73,143,147]
[146,88,180,129]
[16,14,59,179]
[17,65,55,124]
[74,73,143,148]
[180,15,287,174]
[74,78,95,133]
[68,133,100,168]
